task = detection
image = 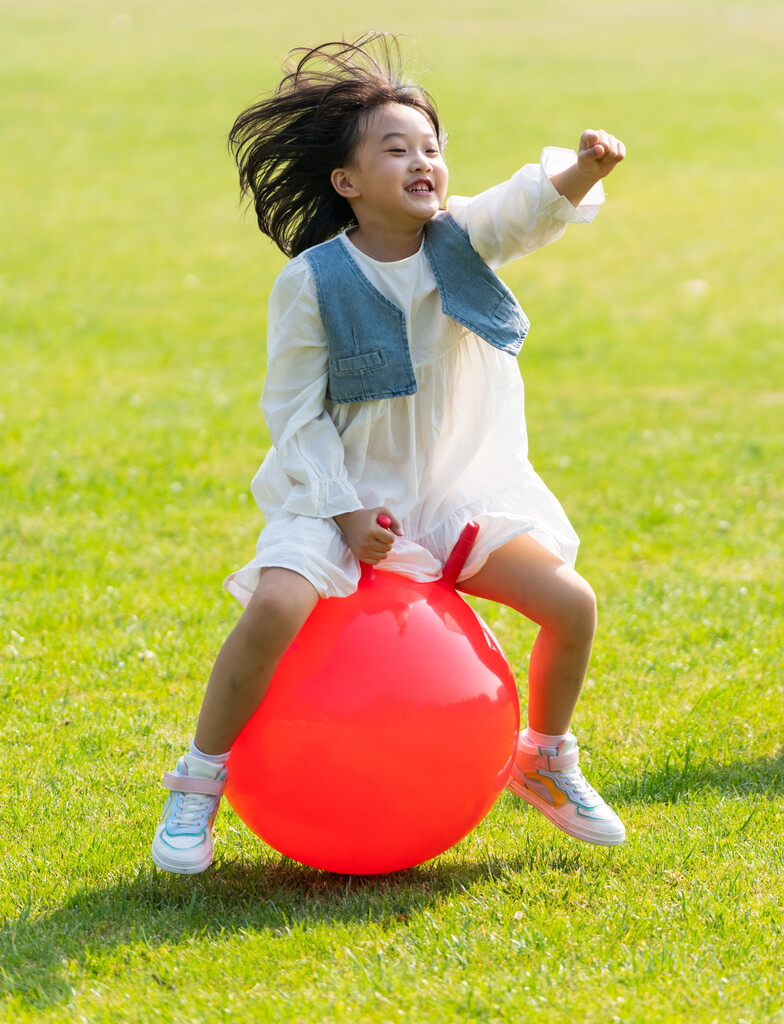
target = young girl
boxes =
[152,34,627,874]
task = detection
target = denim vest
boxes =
[303,212,530,404]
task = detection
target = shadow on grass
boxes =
[5,748,781,1011]
[607,745,784,805]
[0,846,585,1011]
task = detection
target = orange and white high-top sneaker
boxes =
[506,733,626,846]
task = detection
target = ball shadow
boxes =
[0,847,582,1012]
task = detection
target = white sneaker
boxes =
[151,755,228,874]
[506,734,626,846]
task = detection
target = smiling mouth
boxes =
[406,180,434,194]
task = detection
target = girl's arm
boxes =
[548,130,625,207]
[259,261,403,563]
[445,129,624,269]
[258,259,362,520]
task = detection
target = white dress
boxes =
[225,148,604,603]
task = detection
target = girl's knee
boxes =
[533,570,596,643]
[243,570,318,639]
[559,575,597,640]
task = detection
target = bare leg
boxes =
[458,532,597,735]
[194,568,319,755]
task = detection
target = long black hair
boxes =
[228,34,444,257]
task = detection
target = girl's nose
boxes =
[410,150,432,171]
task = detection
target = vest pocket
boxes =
[491,289,516,323]
[337,351,384,374]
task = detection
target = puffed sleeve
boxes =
[446,147,605,269]
[252,257,363,518]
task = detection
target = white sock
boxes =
[188,738,231,765]
[525,725,570,750]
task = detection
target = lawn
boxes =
[1,0,782,1021]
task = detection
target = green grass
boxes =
[1,0,783,1021]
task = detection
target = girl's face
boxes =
[331,103,448,231]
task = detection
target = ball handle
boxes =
[440,521,480,589]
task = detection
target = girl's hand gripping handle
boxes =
[333,507,403,565]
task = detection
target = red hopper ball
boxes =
[225,522,519,874]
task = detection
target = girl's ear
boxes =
[331,168,360,199]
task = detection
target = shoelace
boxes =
[555,768,601,804]
[170,790,216,829]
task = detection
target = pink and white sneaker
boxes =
[506,734,626,846]
[151,755,228,874]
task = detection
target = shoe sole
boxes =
[151,842,214,875]
[506,776,626,847]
